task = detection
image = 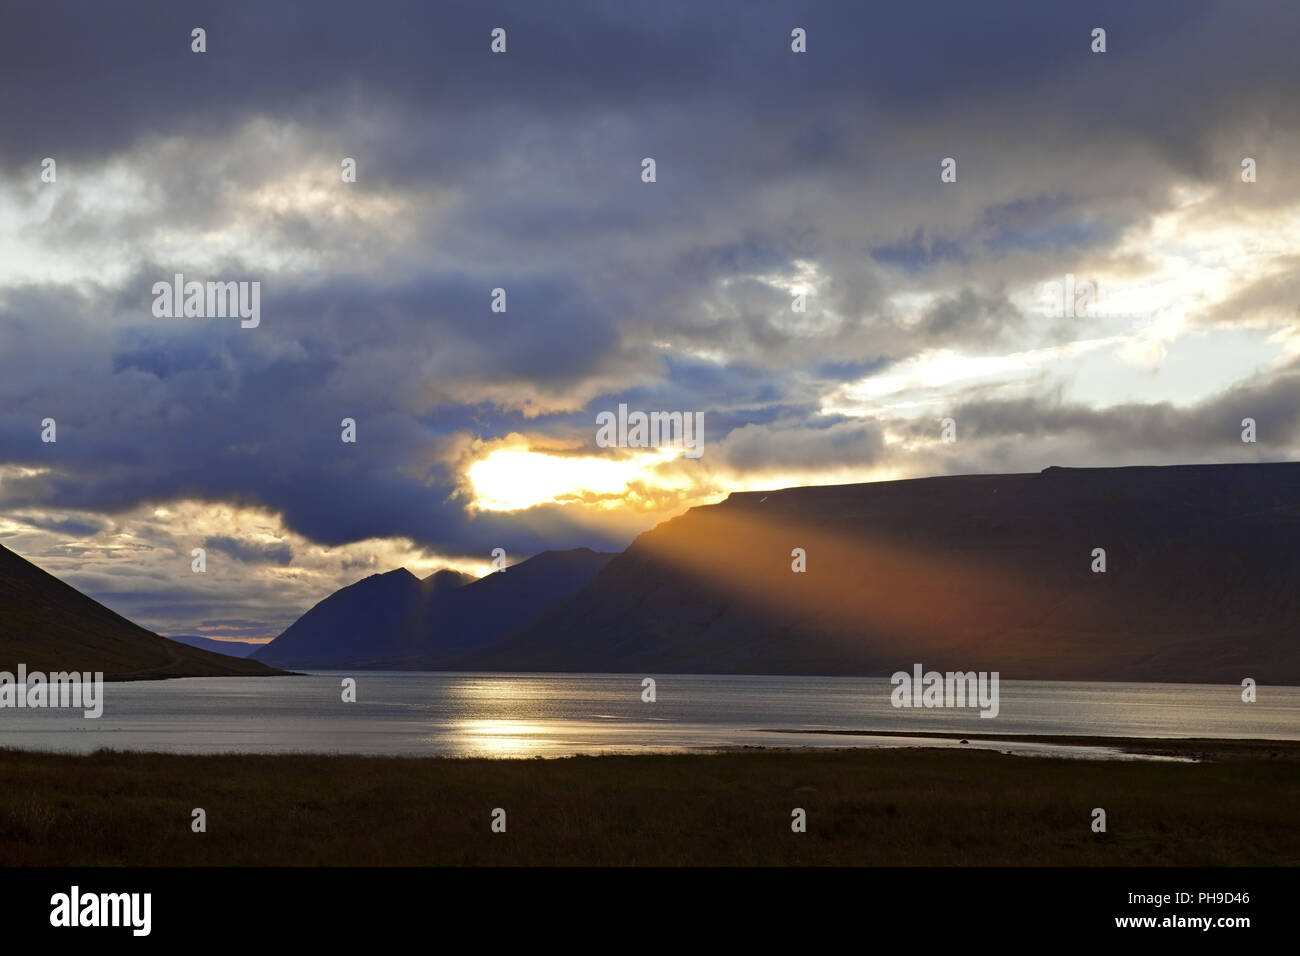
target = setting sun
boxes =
[466,447,683,511]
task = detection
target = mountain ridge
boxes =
[252,548,615,669]
[0,542,287,680]
[459,461,1300,683]
[250,566,476,668]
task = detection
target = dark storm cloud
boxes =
[204,535,293,566]
[8,2,1296,160]
[0,280,620,555]
[713,417,888,473]
[1,0,1298,588]
[914,288,1027,350]
[873,230,968,273]
[14,514,108,538]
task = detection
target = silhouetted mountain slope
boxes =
[252,567,474,668]
[253,549,615,669]
[166,634,260,658]
[384,547,617,667]
[0,543,286,680]
[463,463,1300,683]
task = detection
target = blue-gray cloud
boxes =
[2,0,1299,636]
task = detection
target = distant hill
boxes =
[384,547,618,668]
[252,549,615,670]
[461,463,1300,684]
[166,634,261,658]
[0,542,287,680]
[251,568,475,668]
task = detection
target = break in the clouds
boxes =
[1,1,1298,637]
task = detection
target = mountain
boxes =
[461,463,1300,683]
[252,549,615,669]
[382,547,617,667]
[166,634,261,658]
[251,567,475,669]
[0,542,287,680]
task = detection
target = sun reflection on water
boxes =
[451,718,550,756]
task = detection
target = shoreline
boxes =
[758,730,1300,760]
[2,732,1297,762]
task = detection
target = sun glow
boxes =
[466,447,687,512]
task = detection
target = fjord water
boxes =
[2,673,1296,758]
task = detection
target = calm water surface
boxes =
[1,673,1295,759]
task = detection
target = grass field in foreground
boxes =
[2,744,1297,866]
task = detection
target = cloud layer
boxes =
[2,1,1298,635]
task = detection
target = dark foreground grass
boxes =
[1,745,1297,866]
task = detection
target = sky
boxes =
[1,1,1298,641]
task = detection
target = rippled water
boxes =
[1,672,1295,758]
